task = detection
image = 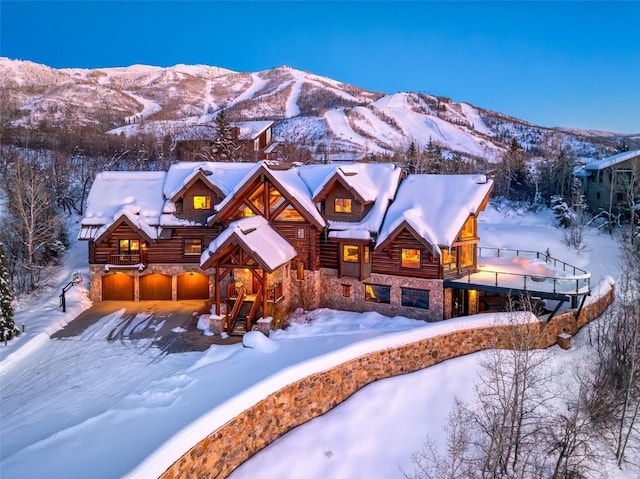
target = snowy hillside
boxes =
[1,57,632,161]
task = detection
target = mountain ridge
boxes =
[1,57,635,162]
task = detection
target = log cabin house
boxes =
[80,160,587,334]
[175,120,276,162]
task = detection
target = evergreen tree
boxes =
[423,137,443,173]
[0,242,16,340]
[211,108,239,162]
[616,139,630,153]
[495,138,532,201]
[406,141,418,174]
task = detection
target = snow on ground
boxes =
[123,90,162,123]
[0,205,630,479]
[285,69,303,117]
[324,109,388,154]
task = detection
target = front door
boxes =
[452,289,469,318]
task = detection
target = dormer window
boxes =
[401,248,421,269]
[335,198,352,213]
[343,245,359,263]
[193,195,211,210]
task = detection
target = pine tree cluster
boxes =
[0,243,16,340]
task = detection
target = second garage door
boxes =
[177,273,209,300]
[140,273,172,300]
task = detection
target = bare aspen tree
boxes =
[1,149,62,290]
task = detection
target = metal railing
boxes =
[477,247,589,276]
[447,247,592,296]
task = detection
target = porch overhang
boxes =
[200,216,297,273]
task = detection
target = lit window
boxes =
[341,284,351,297]
[335,198,352,213]
[184,238,202,256]
[442,247,456,268]
[401,288,429,309]
[275,204,304,221]
[459,243,474,267]
[364,246,370,263]
[193,195,211,210]
[401,248,421,269]
[343,245,359,263]
[460,216,475,239]
[119,239,140,254]
[364,284,391,304]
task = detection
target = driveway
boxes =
[52,300,242,352]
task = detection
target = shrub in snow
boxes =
[242,331,280,353]
[288,307,310,324]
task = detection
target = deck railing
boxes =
[477,247,589,276]
[450,247,591,296]
[456,268,591,296]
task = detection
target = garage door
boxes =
[140,273,172,300]
[102,273,134,301]
[177,273,209,300]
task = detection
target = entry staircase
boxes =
[226,286,263,336]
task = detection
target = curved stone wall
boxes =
[160,284,614,479]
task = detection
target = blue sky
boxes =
[2,1,639,133]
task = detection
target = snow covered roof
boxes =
[298,163,402,237]
[213,162,326,228]
[173,121,273,142]
[164,162,255,200]
[235,120,274,140]
[377,174,493,249]
[584,150,640,171]
[200,216,297,272]
[80,171,166,239]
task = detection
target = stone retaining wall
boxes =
[160,284,615,479]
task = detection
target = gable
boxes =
[210,164,324,229]
[313,173,369,205]
[94,214,155,246]
[170,171,224,205]
[375,221,439,256]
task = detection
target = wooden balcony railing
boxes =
[108,253,146,265]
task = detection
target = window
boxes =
[460,216,475,239]
[401,248,421,269]
[596,192,601,200]
[364,246,370,263]
[118,239,140,254]
[341,284,351,297]
[296,227,305,239]
[442,247,456,269]
[275,204,304,221]
[616,193,624,201]
[459,243,474,267]
[334,198,352,213]
[184,238,202,256]
[365,284,391,304]
[402,288,429,309]
[343,245,359,263]
[193,195,211,210]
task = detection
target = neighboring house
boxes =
[576,149,640,215]
[174,121,276,162]
[79,161,589,333]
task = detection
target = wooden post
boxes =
[215,266,221,317]
[262,269,268,319]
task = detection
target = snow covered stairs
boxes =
[230,301,253,336]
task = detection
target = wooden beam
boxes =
[262,269,268,320]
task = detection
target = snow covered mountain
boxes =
[1,57,634,162]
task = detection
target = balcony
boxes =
[445,247,591,300]
[106,253,147,270]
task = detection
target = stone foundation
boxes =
[317,268,444,321]
[159,282,615,479]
